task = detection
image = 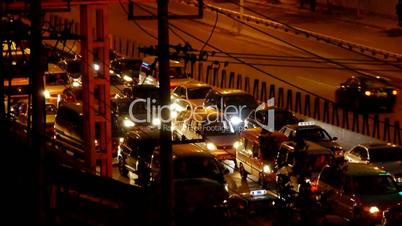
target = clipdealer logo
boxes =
[127,97,275,132]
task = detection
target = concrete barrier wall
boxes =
[319,0,398,17]
[282,0,398,17]
[297,114,383,150]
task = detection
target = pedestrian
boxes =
[397,0,402,26]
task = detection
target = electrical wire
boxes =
[118,0,158,41]
[224,0,402,71]
[200,10,218,52]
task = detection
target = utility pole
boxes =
[30,0,46,224]
[157,0,173,225]
[0,3,5,124]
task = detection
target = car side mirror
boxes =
[332,137,338,141]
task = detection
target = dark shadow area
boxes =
[385,28,402,37]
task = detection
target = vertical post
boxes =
[158,0,173,225]
[80,5,96,174]
[30,0,45,223]
[0,3,5,123]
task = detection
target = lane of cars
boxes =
[6,49,402,224]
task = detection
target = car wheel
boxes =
[118,157,128,177]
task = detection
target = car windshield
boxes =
[110,75,124,86]
[297,128,332,141]
[117,59,142,72]
[168,67,187,79]
[351,175,398,195]
[67,60,81,74]
[174,156,222,181]
[133,87,160,100]
[369,147,402,162]
[187,87,212,99]
[223,94,258,109]
[45,73,68,85]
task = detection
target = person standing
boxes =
[397,0,402,26]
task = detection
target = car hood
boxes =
[359,193,402,210]
[174,178,228,209]
[370,161,402,176]
[206,135,238,147]
[187,99,204,108]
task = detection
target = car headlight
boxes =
[72,81,81,87]
[109,69,114,74]
[233,141,240,149]
[43,90,51,99]
[368,206,380,214]
[93,63,100,71]
[207,142,217,151]
[263,165,271,174]
[392,90,398,95]
[152,118,161,126]
[230,116,243,125]
[119,137,124,143]
[170,111,178,119]
[123,119,135,128]
[123,75,133,82]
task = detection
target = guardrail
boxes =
[187,60,402,145]
[180,0,402,62]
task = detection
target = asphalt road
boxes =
[58,1,402,126]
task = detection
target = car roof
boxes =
[345,163,389,176]
[282,140,332,155]
[356,142,401,150]
[172,143,212,158]
[178,82,211,89]
[214,88,250,96]
[241,128,287,143]
[126,126,160,141]
[282,124,322,131]
[142,56,184,67]
[59,102,83,115]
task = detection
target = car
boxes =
[276,140,334,192]
[335,75,398,112]
[110,57,142,84]
[149,143,229,219]
[235,128,288,187]
[279,122,343,156]
[245,106,299,131]
[381,204,402,226]
[43,63,70,104]
[10,101,57,135]
[138,56,190,89]
[171,82,212,112]
[117,126,159,185]
[172,108,237,162]
[317,163,402,225]
[57,58,82,86]
[54,102,124,156]
[126,84,161,126]
[203,88,258,132]
[345,143,402,184]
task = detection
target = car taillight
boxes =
[310,182,318,193]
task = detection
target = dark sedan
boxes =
[110,57,142,84]
[245,106,299,131]
[335,76,398,112]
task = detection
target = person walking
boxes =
[397,0,402,26]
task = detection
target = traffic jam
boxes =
[7,46,402,225]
